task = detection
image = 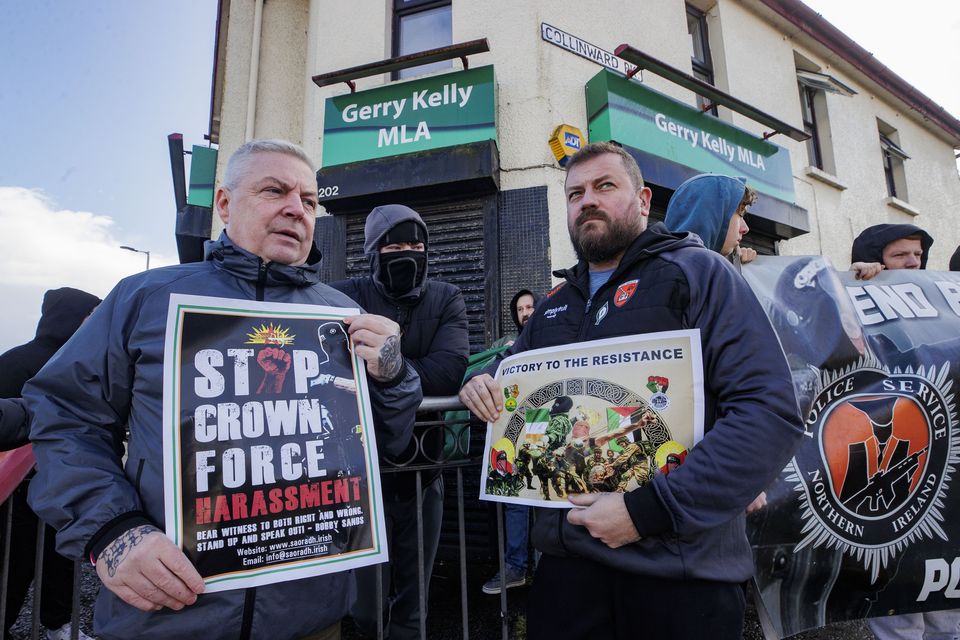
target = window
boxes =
[393,0,452,80]
[798,83,824,170]
[878,123,910,200]
[686,5,715,115]
[795,58,855,175]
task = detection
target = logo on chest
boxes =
[543,304,568,320]
[595,301,609,326]
[614,280,639,307]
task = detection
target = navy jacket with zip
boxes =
[480,222,803,583]
[25,233,422,640]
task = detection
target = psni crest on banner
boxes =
[788,355,958,582]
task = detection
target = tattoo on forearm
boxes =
[100,524,160,578]
[377,334,403,380]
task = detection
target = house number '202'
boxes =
[318,186,339,198]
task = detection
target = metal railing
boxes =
[0,398,520,640]
[370,396,515,640]
[0,445,85,640]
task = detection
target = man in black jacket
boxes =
[332,204,469,639]
[0,286,100,640]
[460,142,803,640]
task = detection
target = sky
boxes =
[0,1,958,353]
[0,1,217,351]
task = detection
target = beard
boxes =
[568,206,644,264]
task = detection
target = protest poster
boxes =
[743,257,960,637]
[479,331,703,507]
[161,294,387,592]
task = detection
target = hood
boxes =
[508,288,544,331]
[850,223,933,268]
[663,174,747,254]
[949,245,960,272]
[554,222,702,287]
[363,204,429,301]
[35,287,101,346]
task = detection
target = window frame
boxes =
[392,0,452,80]
[686,4,716,115]
[799,83,824,170]
[878,130,910,200]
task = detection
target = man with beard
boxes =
[484,289,544,594]
[459,142,803,639]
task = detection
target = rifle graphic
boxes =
[308,374,357,393]
[842,446,927,514]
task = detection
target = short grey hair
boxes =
[222,139,315,189]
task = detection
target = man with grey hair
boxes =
[460,141,803,639]
[25,139,422,640]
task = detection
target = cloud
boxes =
[0,187,177,352]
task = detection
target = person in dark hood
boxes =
[484,287,544,594]
[332,204,468,640]
[492,288,544,348]
[949,245,960,272]
[664,173,758,264]
[0,286,100,640]
[847,223,958,639]
[850,223,933,280]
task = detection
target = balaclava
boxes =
[364,204,429,300]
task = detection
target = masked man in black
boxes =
[332,204,469,639]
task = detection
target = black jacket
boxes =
[331,276,468,497]
[0,287,100,449]
[482,223,803,582]
[850,223,933,268]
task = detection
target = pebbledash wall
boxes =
[210,0,960,324]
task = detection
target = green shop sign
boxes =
[322,65,496,167]
[586,70,795,203]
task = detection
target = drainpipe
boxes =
[245,0,264,141]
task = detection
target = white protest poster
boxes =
[480,331,704,507]
[162,294,387,592]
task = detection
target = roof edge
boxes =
[758,0,960,146]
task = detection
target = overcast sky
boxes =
[0,1,957,353]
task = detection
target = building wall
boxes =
[214,0,960,270]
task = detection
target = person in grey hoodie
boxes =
[460,143,803,640]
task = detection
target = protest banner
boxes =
[161,294,387,592]
[743,257,960,637]
[479,331,703,507]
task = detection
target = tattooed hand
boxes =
[96,524,205,612]
[342,314,405,382]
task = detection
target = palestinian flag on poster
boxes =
[606,406,638,452]
[524,408,550,443]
